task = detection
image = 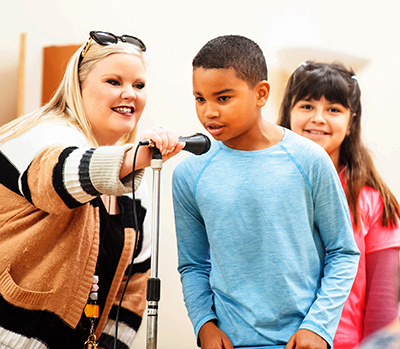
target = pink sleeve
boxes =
[363,248,399,338]
[364,188,400,253]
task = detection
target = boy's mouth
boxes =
[206,124,224,136]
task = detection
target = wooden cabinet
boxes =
[41,44,81,105]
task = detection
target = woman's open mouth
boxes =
[112,106,135,115]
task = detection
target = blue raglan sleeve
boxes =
[298,149,360,346]
[172,160,218,338]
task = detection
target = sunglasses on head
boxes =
[79,31,146,65]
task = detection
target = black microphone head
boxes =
[179,133,211,155]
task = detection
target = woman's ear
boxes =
[255,80,270,107]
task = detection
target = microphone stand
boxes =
[146,148,162,349]
[143,134,210,348]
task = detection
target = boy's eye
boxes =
[195,97,205,103]
[218,96,230,102]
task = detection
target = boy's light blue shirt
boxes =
[173,128,360,348]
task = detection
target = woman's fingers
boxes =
[140,127,181,155]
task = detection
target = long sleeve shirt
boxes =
[173,128,360,348]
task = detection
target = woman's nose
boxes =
[121,86,136,100]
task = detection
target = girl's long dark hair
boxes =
[277,61,400,229]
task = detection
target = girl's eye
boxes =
[107,79,120,86]
[329,106,346,113]
[300,104,313,110]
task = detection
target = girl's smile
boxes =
[290,96,351,170]
[305,129,329,135]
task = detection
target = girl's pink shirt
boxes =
[334,171,400,349]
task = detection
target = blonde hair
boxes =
[0,40,145,146]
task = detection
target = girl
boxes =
[0,31,184,348]
[278,61,400,348]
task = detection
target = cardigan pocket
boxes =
[0,267,54,309]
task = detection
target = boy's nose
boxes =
[204,104,219,118]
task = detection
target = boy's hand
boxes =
[199,321,234,349]
[284,329,327,349]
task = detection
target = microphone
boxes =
[140,133,211,155]
[179,133,211,155]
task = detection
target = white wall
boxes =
[1,1,400,348]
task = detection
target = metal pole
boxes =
[146,149,163,349]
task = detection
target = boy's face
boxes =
[192,68,269,149]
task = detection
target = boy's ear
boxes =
[255,80,270,107]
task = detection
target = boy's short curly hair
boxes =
[192,35,268,88]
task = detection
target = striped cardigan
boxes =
[0,121,150,348]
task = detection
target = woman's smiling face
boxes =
[81,53,147,145]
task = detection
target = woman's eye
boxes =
[107,79,120,86]
[135,83,145,90]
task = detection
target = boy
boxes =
[172,35,360,349]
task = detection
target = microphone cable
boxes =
[114,141,143,349]
[113,134,210,347]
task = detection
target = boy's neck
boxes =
[222,120,284,151]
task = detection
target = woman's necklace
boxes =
[83,274,100,348]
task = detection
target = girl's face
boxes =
[290,96,351,170]
[81,53,147,145]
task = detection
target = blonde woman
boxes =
[0,31,183,349]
